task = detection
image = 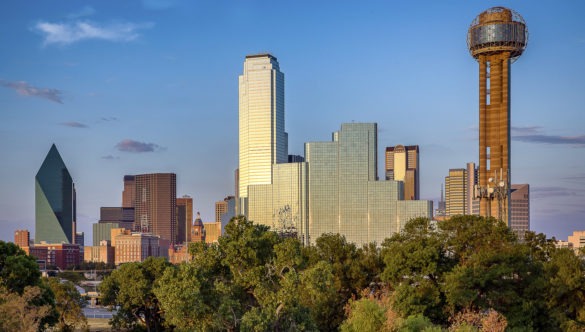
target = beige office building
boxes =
[385,145,419,200]
[445,168,467,217]
[114,232,160,265]
[238,54,287,215]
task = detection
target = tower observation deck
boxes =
[467,7,528,224]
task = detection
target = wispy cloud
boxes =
[531,186,582,199]
[511,126,543,135]
[0,79,63,103]
[101,155,119,160]
[512,134,585,146]
[116,139,163,153]
[60,121,88,128]
[66,6,96,19]
[34,20,154,46]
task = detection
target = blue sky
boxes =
[1,0,584,244]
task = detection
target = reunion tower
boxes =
[467,7,528,224]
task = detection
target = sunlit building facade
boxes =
[35,144,76,244]
[385,145,419,200]
[306,123,432,246]
[238,53,287,215]
[445,168,467,217]
[248,162,308,244]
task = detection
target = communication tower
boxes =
[467,7,528,224]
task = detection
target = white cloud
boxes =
[34,20,154,46]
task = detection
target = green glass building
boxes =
[35,144,76,244]
[247,123,433,246]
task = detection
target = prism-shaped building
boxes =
[35,144,76,244]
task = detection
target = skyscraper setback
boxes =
[35,144,76,244]
[238,54,287,215]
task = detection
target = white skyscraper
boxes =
[238,54,287,214]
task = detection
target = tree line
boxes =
[2,215,584,331]
[99,215,585,331]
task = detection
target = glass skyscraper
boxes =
[35,144,76,244]
[238,54,287,215]
[247,123,432,246]
[306,123,432,246]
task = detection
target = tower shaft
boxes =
[478,52,511,223]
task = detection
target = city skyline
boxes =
[1,1,584,242]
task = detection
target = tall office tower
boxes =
[305,123,431,246]
[134,173,177,244]
[510,184,530,238]
[445,168,468,217]
[385,145,419,200]
[467,7,528,224]
[35,144,76,244]
[176,196,193,244]
[14,229,30,248]
[466,162,480,215]
[238,53,287,215]
[122,175,136,208]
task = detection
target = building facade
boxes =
[14,229,30,248]
[510,184,530,238]
[35,144,76,244]
[306,123,431,246]
[122,175,136,208]
[238,53,287,215]
[385,145,419,200]
[134,173,177,244]
[176,196,193,244]
[114,232,161,265]
[247,123,432,246]
[445,168,467,217]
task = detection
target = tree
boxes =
[0,286,53,332]
[381,217,453,323]
[440,216,549,329]
[340,298,387,332]
[100,257,170,331]
[0,241,42,294]
[154,262,217,331]
[544,248,585,331]
[47,277,87,332]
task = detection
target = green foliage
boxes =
[100,256,171,331]
[47,277,87,332]
[0,241,42,294]
[398,314,440,331]
[340,298,386,332]
[381,217,452,323]
[544,248,585,330]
